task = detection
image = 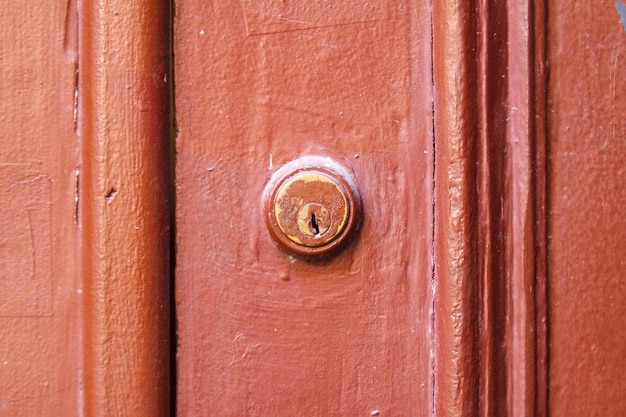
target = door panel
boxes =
[174,1,433,415]
[0,1,79,414]
[547,2,626,415]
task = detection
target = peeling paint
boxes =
[617,1,626,31]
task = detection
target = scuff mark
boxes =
[610,24,622,147]
[105,187,118,203]
[6,174,48,190]
[63,0,78,59]
[230,333,249,366]
[64,0,80,135]
[26,210,36,283]
[617,1,626,31]
[74,168,80,225]
[73,69,79,135]
[241,0,389,36]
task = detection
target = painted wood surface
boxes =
[0,1,81,414]
[432,2,548,416]
[547,2,626,416]
[1,0,624,415]
[174,1,434,415]
[78,0,171,415]
[0,0,171,415]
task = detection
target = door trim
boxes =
[78,0,172,415]
[432,2,548,416]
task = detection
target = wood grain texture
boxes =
[547,1,626,416]
[78,0,171,416]
[433,1,548,416]
[0,0,80,414]
[174,0,433,415]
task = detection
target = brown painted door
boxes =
[174,1,626,417]
[173,1,434,416]
[1,0,625,416]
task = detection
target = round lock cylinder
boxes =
[263,156,362,258]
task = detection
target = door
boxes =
[173,1,434,415]
[1,0,625,416]
[173,0,626,416]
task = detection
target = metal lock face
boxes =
[263,156,361,258]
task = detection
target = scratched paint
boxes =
[241,0,390,36]
[0,165,52,317]
[175,0,434,414]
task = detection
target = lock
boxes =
[263,156,362,258]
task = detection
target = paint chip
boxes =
[617,1,626,31]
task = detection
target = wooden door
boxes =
[173,1,434,415]
[174,1,626,417]
[1,0,625,416]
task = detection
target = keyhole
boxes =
[296,203,331,237]
[311,213,320,235]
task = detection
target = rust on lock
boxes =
[264,156,361,258]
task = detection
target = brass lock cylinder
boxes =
[263,156,362,258]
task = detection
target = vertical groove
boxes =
[531,1,549,416]
[429,2,437,416]
[169,0,178,414]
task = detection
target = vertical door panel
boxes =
[175,1,433,415]
[548,2,626,415]
[0,1,80,414]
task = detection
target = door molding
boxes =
[432,2,548,416]
[78,0,171,415]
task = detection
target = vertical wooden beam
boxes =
[78,1,171,415]
[432,2,480,416]
[504,2,548,416]
[433,1,548,416]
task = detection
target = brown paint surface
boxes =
[78,0,171,415]
[0,1,81,414]
[432,2,480,415]
[548,1,626,416]
[433,2,548,416]
[241,0,389,36]
[174,0,433,415]
[0,166,53,317]
[0,0,171,415]
[2,0,623,414]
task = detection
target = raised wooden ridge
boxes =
[432,2,548,416]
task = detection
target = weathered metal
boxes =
[263,157,361,258]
